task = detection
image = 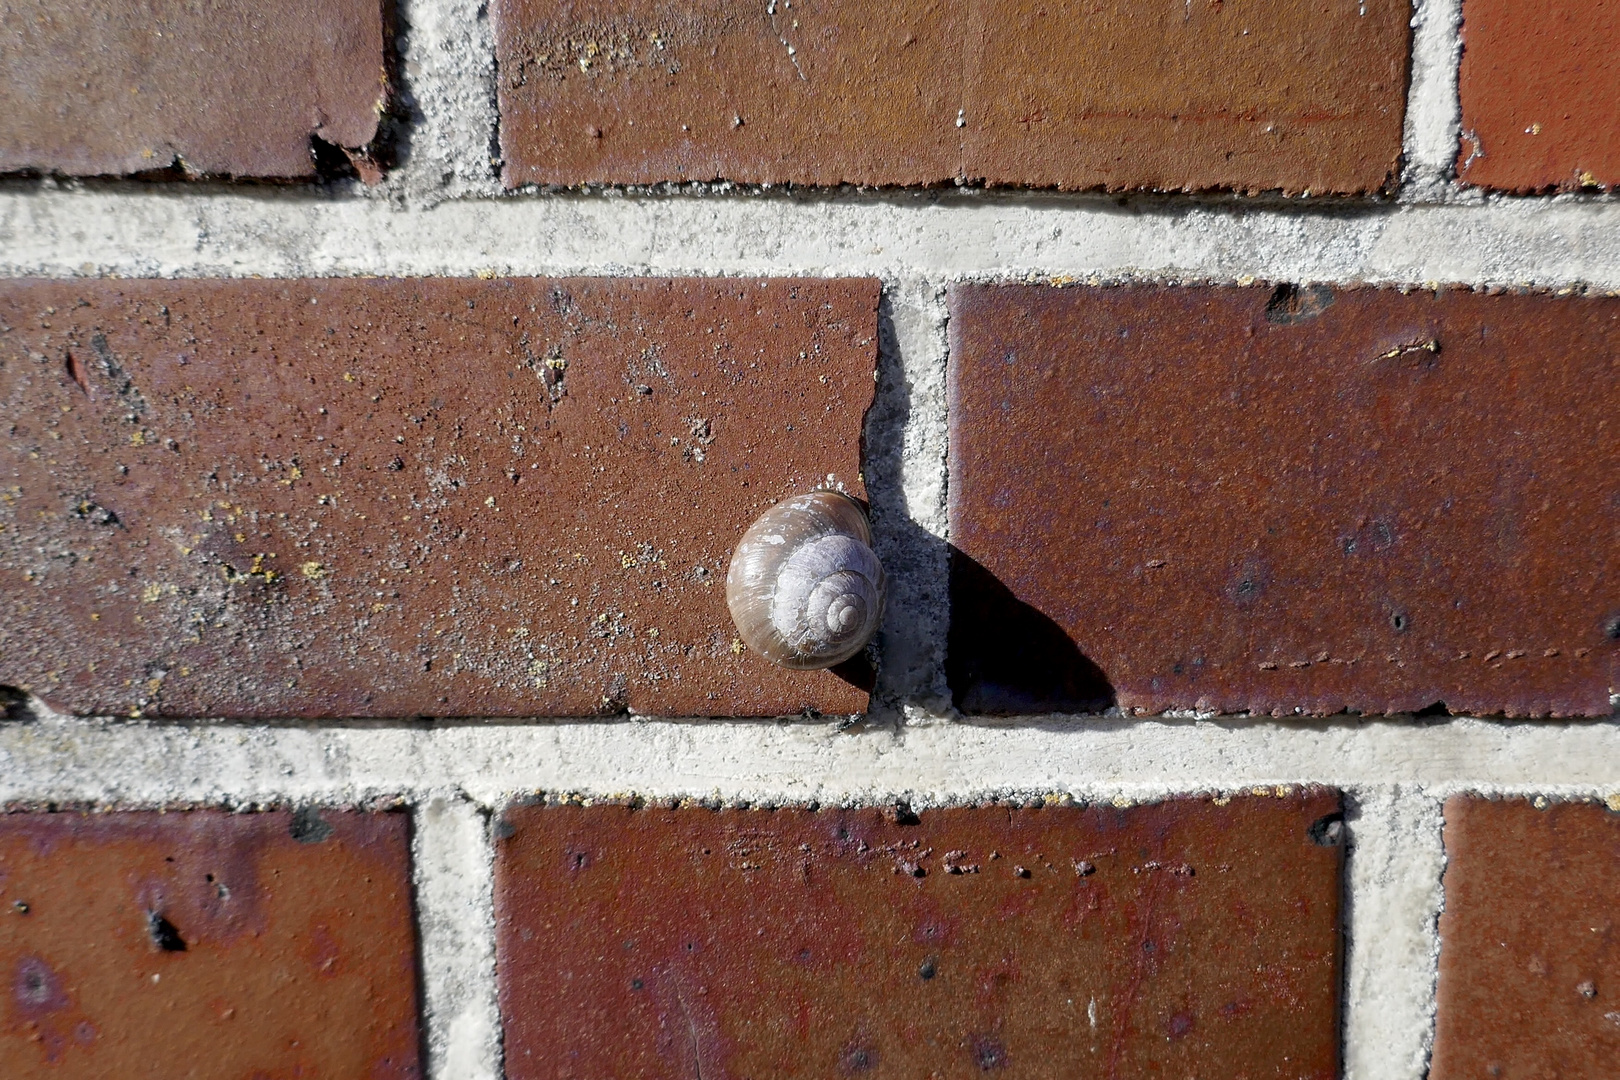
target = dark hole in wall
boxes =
[1307,813,1346,847]
[1264,283,1337,325]
[947,547,1116,715]
[289,807,333,844]
[146,910,187,952]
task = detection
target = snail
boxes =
[726,491,887,669]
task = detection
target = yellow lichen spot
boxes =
[301,561,326,580]
[140,584,164,603]
[234,532,247,543]
[130,431,146,446]
[1111,795,1132,808]
[485,496,497,508]
[343,372,356,382]
[475,268,498,280]
[90,613,101,621]
[1212,795,1231,806]
[730,638,745,655]
[1274,785,1291,798]
[1606,793,1620,813]
[1251,786,1272,797]
[1579,170,1599,187]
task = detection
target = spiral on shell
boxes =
[726,491,887,670]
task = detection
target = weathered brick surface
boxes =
[493,0,1409,194]
[948,284,1619,717]
[0,277,877,718]
[0,809,420,1079]
[1458,0,1620,192]
[494,792,1343,1079]
[0,0,389,180]
[1433,797,1620,1080]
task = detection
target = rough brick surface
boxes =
[0,277,877,718]
[948,284,1619,718]
[1457,0,1620,192]
[0,809,420,1079]
[0,0,389,179]
[1433,797,1620,1080]
[494,792,1343,1079]
[493,0,1409,194]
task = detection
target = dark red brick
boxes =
[1457,0,1620,192]
[0,277,877,718]
[494,791,1344,1079]
[0,808,420,1079]
[947,284,1619,717]
[493,0,1409,194]
[1433,796,1620,1080]
[0,0,390,180]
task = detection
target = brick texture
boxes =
[0,277,877,718]
[1457,0,1620,192]
[0,809,420,1079]
[1433,797,1620,1080]
[493,0,1410,194]
[948,284,1619,717]
[494,792,1344,1079]
[0,0,390,180]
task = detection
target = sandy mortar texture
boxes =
[1,0,1617,1077]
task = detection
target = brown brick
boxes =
[0,808,420,1079]
[0,277,877,718]
[1457,0,1620,192]
[494,791,1344,1079]
[947,284,1619,717]
[1433,797,1620,1080]
[493,0,1409,194]
[0,0,389,180]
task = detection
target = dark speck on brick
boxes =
[839,1043,878,1073]
[969,1033,1008,1071]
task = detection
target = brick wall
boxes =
[1,1,1617,1078]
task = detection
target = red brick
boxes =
[0,808,420,1079]
[493,0,1409,194]
[494,792,1344,1079]
[947,284,1619,717]
[1457,0,1620,192]
[1433,797,1620,1080]
[0,0,389,180]
[0,277,877,718]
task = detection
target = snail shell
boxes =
[726,491,887,670]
